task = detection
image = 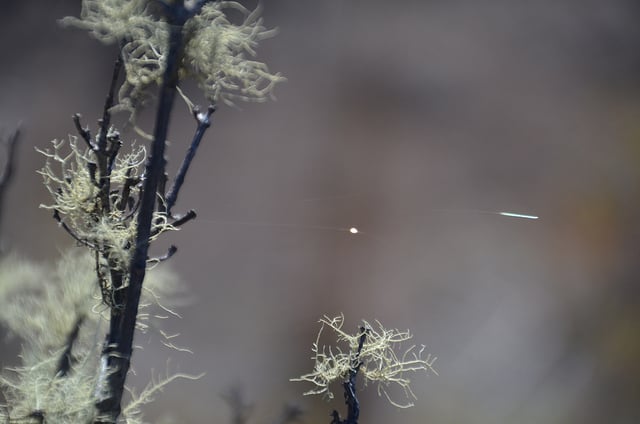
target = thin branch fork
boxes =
[72,56,123,215]
[165,104,215,216]
[152,104,213,237]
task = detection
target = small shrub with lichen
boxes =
[37,136,176,307]
[292,315,437,409]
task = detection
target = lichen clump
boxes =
[37,137,170,267]
[37,136,176,309]
[61,0,284,110]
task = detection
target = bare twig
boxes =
[148,245,178,265]
[73,113,93,149]
[71,56,123,219]
[171,209,197,228]
[0,126,20,242]
[165,104,215,216]
[96,56,123,213]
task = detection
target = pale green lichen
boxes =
[1,254,96,357]
[292,315,438,408]
[37,136,175,275]
[0,252,101,422]
[0,252,189,423]
[58,0,151,43]
[61,0,284,112]
[184,2,284,104]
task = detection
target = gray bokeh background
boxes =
[2,1,640,422]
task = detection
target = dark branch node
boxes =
[171,209,197,227]
[192,104,216,127]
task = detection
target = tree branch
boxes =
[94,5,191,422]
[72,114,93,149]
[97,55,123,154]
[165,104,215,216]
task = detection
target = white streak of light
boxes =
[498,212,539,220]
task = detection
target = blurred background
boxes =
[2,0,640,422]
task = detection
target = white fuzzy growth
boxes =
[61,0,284,113]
